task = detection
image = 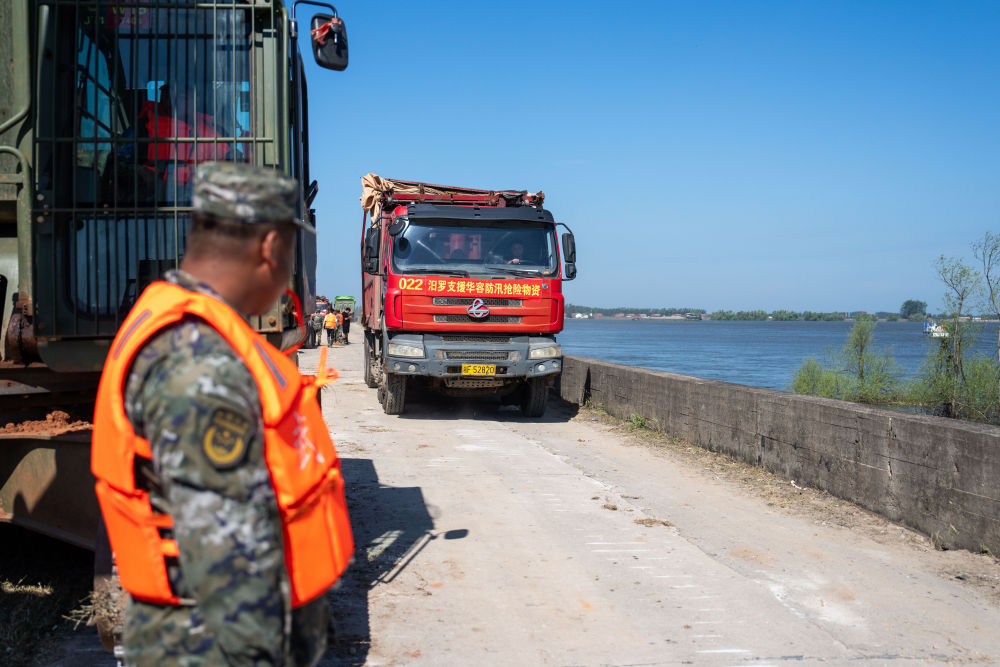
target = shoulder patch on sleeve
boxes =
[202,408,252,469]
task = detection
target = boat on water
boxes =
[923,322,949,338]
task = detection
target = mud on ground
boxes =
[0,411,91,436]
[573,404,1000,608]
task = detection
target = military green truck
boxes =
[0,0,349,648]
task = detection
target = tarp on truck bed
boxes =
[360,173,542,216]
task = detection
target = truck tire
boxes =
[381,373,406,415]
[520,377,548,417]
[363,336,377,388]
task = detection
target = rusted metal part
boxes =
[0,430,98,550]
[4,312,37,363]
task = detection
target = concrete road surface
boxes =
[311,343,1000,667]
[35,342,999,666]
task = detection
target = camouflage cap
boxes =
[193,162,314,233]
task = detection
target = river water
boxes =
[557,318,1000,392]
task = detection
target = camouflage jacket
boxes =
[122,270,329,666]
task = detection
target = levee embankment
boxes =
[558,354,1000,555]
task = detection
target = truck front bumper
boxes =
[383,333,562,380]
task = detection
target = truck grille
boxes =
[433,297,523,307]
[440,335,512,344]
[434,315,522,324]
[444,350,510,361]
[444,378,506,388]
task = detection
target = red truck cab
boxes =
[360,176,577,416]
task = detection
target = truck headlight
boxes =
[387,342,425,358]
[528,345,561,359]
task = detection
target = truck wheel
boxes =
[381,373,407,415]
[520,377,549,417]
[363,337,378,388]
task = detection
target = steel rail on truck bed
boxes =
[0,362,101,411]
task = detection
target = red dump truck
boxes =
[359,175,577,416]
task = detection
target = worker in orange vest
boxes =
[323,310,338,346]
[91,162,352,665]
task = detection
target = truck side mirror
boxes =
[564,263,577,280]
[363,228,380,274]
[561,232,576,264]
[310,13,348,71]
[305,179,319,207]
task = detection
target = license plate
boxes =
[462,364,496,376]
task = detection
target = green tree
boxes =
[973,232,1000,417]
[847,315,876,383]
[792,316,899,403]
[910,346,999,423]
[845,315,899,402]
[899,299,927,319]
[934,255,981,417]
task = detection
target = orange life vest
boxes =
[91,282,353,607]
[323,312,337,328]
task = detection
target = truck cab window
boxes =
[74,26,117,205]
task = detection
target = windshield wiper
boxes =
[407,267,470,277]
[483,264,543,277]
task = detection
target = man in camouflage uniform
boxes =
[310,310,325,348]
[121,162,329,665]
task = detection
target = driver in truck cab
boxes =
[506,241,526,264]
[139,81,231,200]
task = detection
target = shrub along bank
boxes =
[793,316,1000,424]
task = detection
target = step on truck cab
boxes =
[359,175,577,416]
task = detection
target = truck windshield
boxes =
[392,221,557,277]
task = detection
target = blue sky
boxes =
[301,1,1000,313]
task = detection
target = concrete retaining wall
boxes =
[558,355,1000,555]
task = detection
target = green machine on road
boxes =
[0,0,350,645]
[335,295,356,312]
